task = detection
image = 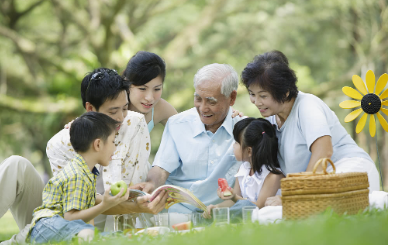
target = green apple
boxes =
[110,180,128,196]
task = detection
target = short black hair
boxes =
[241,50,298,103]
[81,68,131,110]
[233,117,281,175]
[70,112,120,153]
[122,51,166,86]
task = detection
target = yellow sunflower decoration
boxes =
[339,70,388,137]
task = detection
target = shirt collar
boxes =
[192,107,234,138]
[73,154,100,182]
[235,161,263,185]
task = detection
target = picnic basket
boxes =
[281,158,369,219]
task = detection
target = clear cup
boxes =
[169,213,191,231]
[114,213,144,232]
[191,212,207,227]
[242,206,258,224]
[212,207,230,226]
[154,213,169,227]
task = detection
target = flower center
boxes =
[361,93,381,114]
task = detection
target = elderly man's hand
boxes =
[129,182,156,194]
[135,190,168,214]
[265,195,282,206]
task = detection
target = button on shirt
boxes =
[28,154,99,238]
[234,162,281,203]
[153,107,242,213]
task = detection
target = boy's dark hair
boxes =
[81,68,131,111]
[233,117,282,175]
[241,50,298,103]
[70,112,120,153]
[122,51,166,86]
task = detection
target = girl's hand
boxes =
[102,188,129,209]
[216,187,235,200]
[231,109,244,118]
[203,204,217,219]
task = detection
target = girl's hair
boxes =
[233,117,281,175]
[122,51,166,86]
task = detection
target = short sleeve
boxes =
[297,99,332,151]
[152,121,181,173]
[46,129,77,176]
[62,175,93,213]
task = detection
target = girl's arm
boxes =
[156,99,178,126]
[305,135,333,172]
[203,178,242,219]
[255,172,284,209]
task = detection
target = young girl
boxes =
[204,117,284,218]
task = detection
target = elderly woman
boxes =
[241,50,380,205]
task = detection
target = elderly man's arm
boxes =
[130,166,170,194]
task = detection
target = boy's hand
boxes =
[102,188,129,209]
[203,204,217,219]
[134,190,168,214]
[216,187,235,200]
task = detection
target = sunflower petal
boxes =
[356,113,367,133]
[369,114,376,137]
[343,86,363,100]
[381,108,388,116]
[375,73,388,95]
[376,112,388,132]
[382,100,388,106]
[352,75,368,95]
[380,88,388,100]
[339,100,361,109]
[365,70,375,93]
[344,108,363,122]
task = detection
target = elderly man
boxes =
[138,63,242,213]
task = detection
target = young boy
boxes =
[28,112,129,243]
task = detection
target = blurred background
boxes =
[0,0,388,189]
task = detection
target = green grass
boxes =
[0,210,19,241]
[0,208,387,244]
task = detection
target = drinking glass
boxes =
[212,207,230,226]
[242,206,258,224]
[154,213,169,227]
[191,212,207,227]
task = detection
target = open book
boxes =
[128,185,207,212]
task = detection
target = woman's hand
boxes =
[102,188,129,209]
[264,195,282,206]
[231,109,244,118]
[203,204,217,219]
[64,119,75,129]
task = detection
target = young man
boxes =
[28,112,129,243]
[46,68,167,231]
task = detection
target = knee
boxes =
[77,229,94,243]
[6,155,34,170]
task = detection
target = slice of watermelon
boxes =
[218,178,232,197]
[172,221,192,231]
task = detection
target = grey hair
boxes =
[193,63,238,97]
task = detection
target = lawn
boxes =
[0,210,19,241]
[0,208,387,244]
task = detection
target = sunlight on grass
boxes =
[0,210,19,241]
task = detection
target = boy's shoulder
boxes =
[53,156,91,183]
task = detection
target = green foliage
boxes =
[0,208,387,244]
[0,0,388,177]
